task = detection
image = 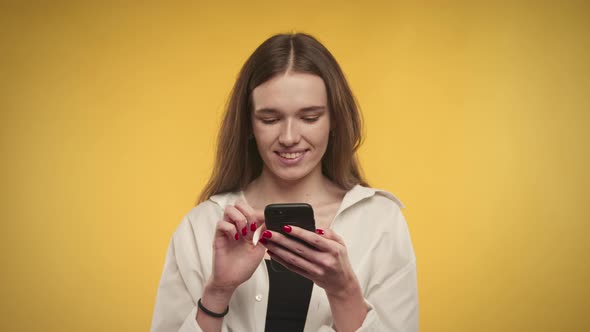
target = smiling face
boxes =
[251,72,331,184]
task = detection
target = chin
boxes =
[274,171,309,183]
[269,165,315,183]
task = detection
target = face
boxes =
[251,72,331,183]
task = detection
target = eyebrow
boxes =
[254,106,327,114]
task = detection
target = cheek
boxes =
[309,124,331,145]
[252,124,276,146]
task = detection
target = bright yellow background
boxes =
[1,1,588,331]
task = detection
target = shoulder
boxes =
[350,186,416,258]
[343,185,410,236]
[337,185,416,267]
[366,188,404,210]
[173,191,241,239]
[186,191,242,221]
[344,184,405,213]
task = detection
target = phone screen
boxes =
[264,203,316,272]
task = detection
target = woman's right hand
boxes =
[207,199,266,291]
[197,201,265,330]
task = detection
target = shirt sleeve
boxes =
[316,203,419,332]
[150,216,229,332]
[358,262,418,331]
[150,221,204,332]
[357,206,419,332]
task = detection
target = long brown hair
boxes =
[197,32,368,203]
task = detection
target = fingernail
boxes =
[234,233,240,240]
[316,229,325,235]
[259,238,267,245]
[262,230,272,239]
[241,226,248,236]
[250,223,257,232]
[283,225,292,233]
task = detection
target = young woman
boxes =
[151,33,418,332]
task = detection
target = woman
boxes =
[151,33,418,332]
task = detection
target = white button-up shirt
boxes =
[150,185,418,331]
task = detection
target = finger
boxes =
[253,210,265,227]
[253,222,267,245]
[282,225,339,253]
[263,230,328,266]
[316,228,346,246]
[224,205,248,239]
[267,251,313,279]
[234,200,258,239]
[216,217,241,241]
[266,245,321,278]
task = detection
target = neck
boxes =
[247,166,331,207]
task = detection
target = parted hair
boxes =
[197,32,368,204]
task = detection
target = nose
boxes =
[278,119,300,147]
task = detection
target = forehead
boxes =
[252,73,327,112]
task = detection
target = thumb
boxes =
[253,210,265,225]
[252,213,267,245]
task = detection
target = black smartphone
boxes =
[264,203,316,272]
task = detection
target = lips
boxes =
[274,150,309,164]
[278,151,305,159]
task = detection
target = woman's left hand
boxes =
[260,226,360,298]
[261,226,369,331]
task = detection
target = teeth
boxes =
[279,152,304,159]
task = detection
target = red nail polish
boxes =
[262,230,272,239]
[234,233,240,240]
[283,225,292,233]
[242,226,248,236]
[316,229,325,235]
[250,223,257,232]
[259,238,267,245]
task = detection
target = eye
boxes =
[302,116,320,123]
[260,118,279,124]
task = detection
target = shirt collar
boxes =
[336,185,404,217]
[208,184,404,211]
[209,191,243,208]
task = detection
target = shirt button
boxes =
[255,294,262,302]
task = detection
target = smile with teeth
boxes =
[277,151,306,159]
